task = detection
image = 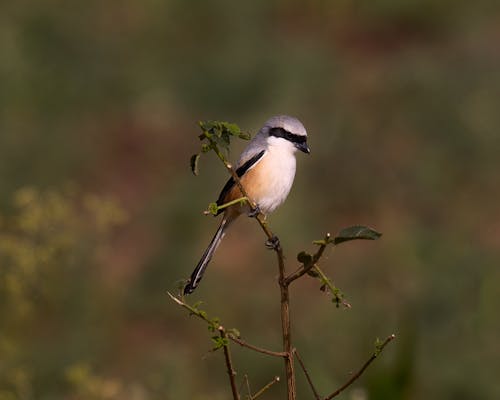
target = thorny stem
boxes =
[219,327,240,400]
[325,334,396,400]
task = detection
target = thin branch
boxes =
[325,334,396,400]
[238,374,251,399]
[228,334,287,358]
[313,265,351,308]
[285,233,331,285]
[167,292,212,324]
[204,196,249,215]
[251,376,280,400]
[168,292,286,396]
[294,349,321,400]
[219,327,240,400]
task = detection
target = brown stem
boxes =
[294,349,321,400]
[219,327,240,400]
[325,334,396,400]
[278,256,296,399]
[285,233,331,285]
[228,334,287,358]
[239,374,251,399]
[251,376,280,400]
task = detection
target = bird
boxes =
[184,115,310,294]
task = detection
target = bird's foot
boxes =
[248,205,261,218]
[265,235,280,250]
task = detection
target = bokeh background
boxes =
[1,1,499,399]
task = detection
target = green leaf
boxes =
[220,130,231,149]
[297,251,313,264]
[199,120,215,134]
[225,122,241,136]
[201,143,211,153]
[227,328,240,338]
[238,131,251,140]
[190,153,200,176]
[333,225,382,245]
[207,202,218,215]
[192,301,203,309]
[211,336,228,350]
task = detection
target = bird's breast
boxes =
[239,148,297,215]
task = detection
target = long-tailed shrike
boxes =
[184,115,310,294]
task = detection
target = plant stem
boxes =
[219,327,240,400]
[208,196,249,214]
[278,253,296,399]
[325,334,396,399]
[285,233,331,285]
[228,335,286,358]
[251,376,280,400]
[294,350,321,400]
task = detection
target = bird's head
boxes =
[262,115,310,154]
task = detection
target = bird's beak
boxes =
[296,141,310,154]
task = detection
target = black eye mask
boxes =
[269,127,307,145]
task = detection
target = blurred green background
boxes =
[1,1,499,399]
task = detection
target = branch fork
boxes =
[178,121,389,400]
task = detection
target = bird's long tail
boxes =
[184,218,229,294]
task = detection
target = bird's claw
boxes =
[265,235,280,250]
[248,205,261,218]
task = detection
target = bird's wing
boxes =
[215,149,265,214]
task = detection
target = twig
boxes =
[219,327,240,400]
[228,335,287,358]
[251,376,280,400]
[312,265,351,308]
[285,233,331,285]
[168,293,242,399]
[204,196,249,215]
[294,349,321,400]
[168,292,205,319]
[239,374,251,399]
[325,334,396,400]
